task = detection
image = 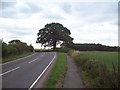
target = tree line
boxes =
[71,43,118,51]
[2,40,34,58]
[36,22,119,52]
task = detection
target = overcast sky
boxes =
[0,0,119,48]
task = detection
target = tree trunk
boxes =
[53,41,56,50]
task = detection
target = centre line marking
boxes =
[28,58,39,63]
[0,67,20,76]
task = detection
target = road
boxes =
[1,52,56,89]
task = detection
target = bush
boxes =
[2,40,34,58]
[68,50,80,57]
[68,50,118,88]
[83,60,111,87]
[7,45,18,55]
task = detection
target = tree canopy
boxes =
[2,40,34,57]
[36,22,73,49]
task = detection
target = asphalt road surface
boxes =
[1,52,56,89]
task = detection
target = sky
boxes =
[0,0,119,49]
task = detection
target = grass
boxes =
[80,51,118,71]
[46,52,67,88]
[2,52,33,63]
[68,50,119,88]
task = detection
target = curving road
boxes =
[1,52,56,89]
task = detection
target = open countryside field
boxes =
[80,51,118,71]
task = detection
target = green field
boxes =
[80,51,118,71]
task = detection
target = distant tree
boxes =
[9,40,24,54]
[2,42,8,57]
[72,43,118,51]
[36,22,73,50]
[2,40,34,57]
[9,40,21,44]
[29,44,34,52]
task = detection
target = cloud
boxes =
[60,3,72,13]
[43,14,64,20]
[17,2,42,17]
[1,1,42,19]
[0,1,16,9]
[71,2,118,24]
[0,0,118,48]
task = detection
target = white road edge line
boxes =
[28,58,39,63]
[1,53,36,66]
[28,52,56,90]
[0,67,20,76]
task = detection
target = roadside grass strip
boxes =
[46,52,67,88]
[2,52,33,63]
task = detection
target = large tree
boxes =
[36,22,73,50]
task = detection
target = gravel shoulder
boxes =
[63,54,84,88]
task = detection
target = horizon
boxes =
[2,38,118,49]
[0,0,118,48]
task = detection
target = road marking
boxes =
[28,58,39,63]
[41,52,46,56]
[0,67,20,76]
[28,52,56,90]
[1,53,36,66]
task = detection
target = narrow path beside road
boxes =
[63,54,84,88]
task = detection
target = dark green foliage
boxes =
[83,60,111,87]
[0,39,2,58]
[34,48,71,53]
[2,42,8,56]
[111,63,119,88]
[54,48,71,53]
[7,44,18,55]
[35,49,54,52]
[74,53,88,68]
[29,44,34,52]
[2,40,34,58]
[35,48,71,53]
[36,22,73,50]
[72,43,118,51]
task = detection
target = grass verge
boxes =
[68,50,118,88]
[80,51,118,71]
[2,52,33,63]
[46,52,67,88]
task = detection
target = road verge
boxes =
[46,52,67,88]
[2,52,33,63]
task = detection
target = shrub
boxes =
[2,40,34,58]
[73,52,89,69]
[68,50,80,57]
[83,60,111,87]
[110,63,119,88]
[68,50,118,88]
